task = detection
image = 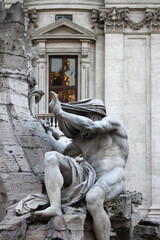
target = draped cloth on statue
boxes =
[61,157,96,207]
[15,193,49,215]
[59,98,106,138]
[61,98,106,117]
[15,158,96,215]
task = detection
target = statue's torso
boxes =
[74,130,128,176]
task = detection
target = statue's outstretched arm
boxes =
[49,92,97,133]
[49,92,127,137]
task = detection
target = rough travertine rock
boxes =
[132,219,160,240]
[47,207,87,240]
[105,191,142,240]
[0,191,141,240]
[0,2,52,228]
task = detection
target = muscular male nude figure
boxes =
[35,92,129,240]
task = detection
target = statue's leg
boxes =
[35,151,71,217]
[86,186,110,240]
[107,180,125,201]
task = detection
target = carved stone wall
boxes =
[0,2,52,222]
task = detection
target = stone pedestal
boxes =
[0,191,142,240]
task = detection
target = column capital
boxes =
[35,41,47,59]
[80,40,91,61]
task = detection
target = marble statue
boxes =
[27,75,44,118]
[34,92,129,240]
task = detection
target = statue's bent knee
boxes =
[86,191,99,211]
[44,151,61,166]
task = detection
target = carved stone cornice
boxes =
[91,7,160,33]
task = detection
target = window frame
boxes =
[55,14,73,21]
[49,55,78,103]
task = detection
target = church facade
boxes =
[5,0,160,220]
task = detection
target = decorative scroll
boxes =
[91,7,160,33]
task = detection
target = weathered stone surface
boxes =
[0,204,30,236]
[132,219,160,240]
[0,2,28,75]
[0,221,27,240]
[1,2,24,24]
[105,191,142,221]
[0,0,4,11]
[25,223,48,240]
[105,191,143,240]
[0,80,29,107]
[0,2,52,227]
[52,207,86,231]
[1,172,43,202]
[0,191,143,240]
[0,144,31,173]
[0,75,28,96]
[0,180,8,222]
[46,207,93,240]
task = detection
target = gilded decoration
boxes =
[91,7,160,33]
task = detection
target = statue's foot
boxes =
[34,205,62,218]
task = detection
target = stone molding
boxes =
[32,18,97,41]
[23,0,104,10]
[91,7,160,33]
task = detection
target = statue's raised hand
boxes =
[49,91,62,116]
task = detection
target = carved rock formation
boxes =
[132,219,160,240]
[0,191,143,240]
[0,2,52,225]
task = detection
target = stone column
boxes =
[104,33,124,122]
[95,35,105,101]
[36,41,47,114]
[80,40,91,99]
[148,34,160,220]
